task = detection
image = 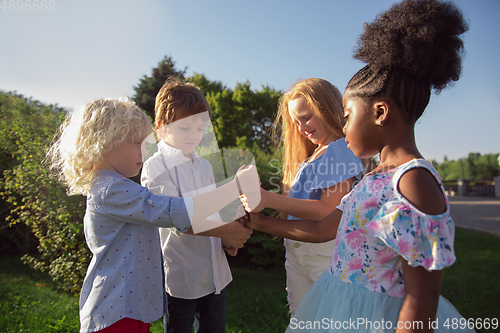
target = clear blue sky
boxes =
[1,0,499,162]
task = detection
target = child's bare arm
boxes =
[397,261,442,332]
[244,178,354,220]
[241,208,342,243]
[184,220,252,249]
[397,167,446,215]
[396,166,445,332]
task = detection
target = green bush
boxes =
[235,143,286,267]
[0,91,90,294]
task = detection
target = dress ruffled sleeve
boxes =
[367,198,456,271]
[336,191,352,212]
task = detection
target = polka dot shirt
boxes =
[79,169,191,332]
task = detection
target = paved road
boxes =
[448,196,500,236]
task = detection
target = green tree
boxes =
[248,86,281,150]
[132,56,281,151]
[206,87,237,148]
[469,153,500,180]
[436,153,500,180]
[189,72,225,96]
[133,56,187,120]
[206,81,280,151]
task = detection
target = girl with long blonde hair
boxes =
[249,78,365,315]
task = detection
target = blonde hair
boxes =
[47,97,151,196]
[154,79,211,133]
[273,78,345,192]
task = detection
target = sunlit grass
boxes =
[0,256,288,333]
[0,257,79,332]
[1,227,498,332]
[440,228,500,323]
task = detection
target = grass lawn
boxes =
[1,227,498,332]
[0,256,289,333]
[440,228,500,325]
[0,256,80,332]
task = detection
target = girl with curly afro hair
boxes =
[241,0,475,331]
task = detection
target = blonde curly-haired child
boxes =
[47,97,257,333]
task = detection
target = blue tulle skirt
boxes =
[285,270,475,333]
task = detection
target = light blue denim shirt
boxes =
[284,138,365,260]
[287,138,365,218]
[79,169,191,332]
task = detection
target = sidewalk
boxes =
[448,196,500,236]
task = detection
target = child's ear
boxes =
[373,101,390,126]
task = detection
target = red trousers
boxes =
[96,318,151,333]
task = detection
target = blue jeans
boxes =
[165,288,227,333]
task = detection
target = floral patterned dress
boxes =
[286,159,475,332]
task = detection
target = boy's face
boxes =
[162,115,207,156]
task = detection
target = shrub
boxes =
[0,91,90,294]
[234,143,286,267]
